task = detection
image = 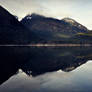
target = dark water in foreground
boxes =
[0,47,92,92]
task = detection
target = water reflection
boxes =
[21,47,92,76]
[0,61,92,92]
[0,47,92,92]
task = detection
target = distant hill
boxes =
[21,13,91,44]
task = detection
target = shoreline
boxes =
[0,44,91,47]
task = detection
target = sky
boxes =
[0,0,92,29]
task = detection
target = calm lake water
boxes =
[0,47,92,92]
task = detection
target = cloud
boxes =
[0,0,92,29]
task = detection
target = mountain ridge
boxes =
[21,13,91,44]
[0,6,38,44]
[0,5,92,44]
[62,17,88,31]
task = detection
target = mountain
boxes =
[21,13,90,44]
[0,5,91,44]
[0,6,37,44]
[62,17,88,31]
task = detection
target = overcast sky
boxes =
[0,0,92,29]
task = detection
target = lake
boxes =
[0,47,92,92]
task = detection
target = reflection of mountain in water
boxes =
[21,47,92,76]
[0,47,92,85]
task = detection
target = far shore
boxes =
[0,44,92,47]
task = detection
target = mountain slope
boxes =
[62,17,88,31]
[0,5,91,44]
[21,13,89,43]
[72,32,92,44]
[0,6,37,44]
